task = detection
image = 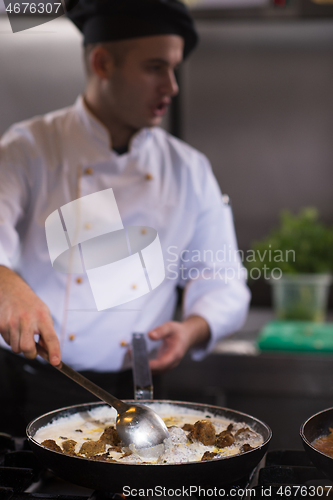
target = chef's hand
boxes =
[0,265,61,366]
[148,315,210,373]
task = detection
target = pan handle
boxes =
[131,333,153,400]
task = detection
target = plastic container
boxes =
[270,274,332,323]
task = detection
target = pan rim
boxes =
[300,406,333,459]
[27,399,272,467]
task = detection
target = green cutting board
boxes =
[257,320,333,352]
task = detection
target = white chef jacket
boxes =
[0,96,250,372]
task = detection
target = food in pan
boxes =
[312,428,333,458]
[34,403,264,464]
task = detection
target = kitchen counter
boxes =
[212,308,274,356]
[213,308,333,355]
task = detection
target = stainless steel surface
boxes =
[37,344,169,450]
[132,333,153,400]
[114,402,169,451]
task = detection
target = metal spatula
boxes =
[36,343,169,451]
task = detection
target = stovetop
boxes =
[1,433,333,500]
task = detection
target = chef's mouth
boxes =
[152,101,170,117]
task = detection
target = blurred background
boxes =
[1,0,333,449]
[0,0,332,306]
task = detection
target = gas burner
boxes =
[252,450,333,499]
[1,434,333,500]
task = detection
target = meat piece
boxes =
[215,430,234,448]
[79,439,106,458]
[227,424,234,432]
[235,427,256,441]
[240,444,254,453]
[189,420,216,446]
[41,440,63,453]
[99,426,121,446]
[182,423,194,432]
[201,451,219,461]
[62,439,77,455]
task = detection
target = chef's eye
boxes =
[146,64,164,72]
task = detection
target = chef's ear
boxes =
[89,45,114,80]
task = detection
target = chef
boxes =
[0,0,250,433]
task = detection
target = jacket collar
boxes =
[75,95,152,155]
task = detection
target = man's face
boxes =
[102,35,184,132]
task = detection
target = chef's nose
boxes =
[164,69,179,97]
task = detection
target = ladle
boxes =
[36,344,169,451]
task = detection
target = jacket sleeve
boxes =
[0,128,31,269]
[178,155,251,360]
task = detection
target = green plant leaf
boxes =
[246,208,333,277]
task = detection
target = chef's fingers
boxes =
[38,319,61,366]
[149,327,185,372]
[0,267,60,363]
[8,319,21,353]
[19,317,37,359]
[0,312,20,350]
[16,306,60,364]
[149,347,182,372]
[37,336,47,350]
[148,321,175,340]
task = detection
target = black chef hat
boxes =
[66,0,198,59]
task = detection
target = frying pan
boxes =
[300,407,333,481]
[27,400,272,491]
